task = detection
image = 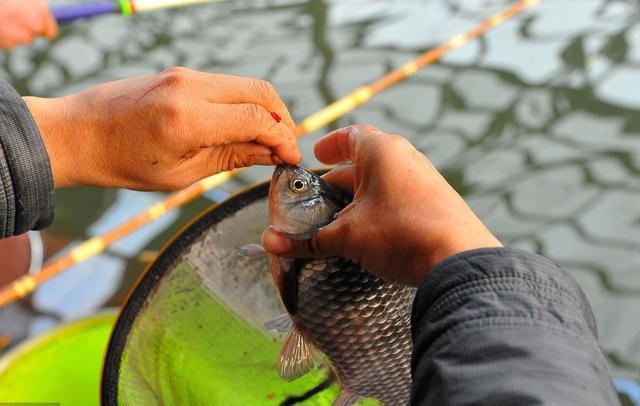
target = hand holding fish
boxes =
[0,0,57,50]
[23,68,300,190]
[262,124,501,286]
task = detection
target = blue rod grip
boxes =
[51,2,119,23]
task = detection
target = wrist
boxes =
[23,95,88,188]
[430,232,503,272]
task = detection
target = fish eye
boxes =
[291,178,308,192]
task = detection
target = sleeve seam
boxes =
[424,314,599,357]
[428,279,581,319]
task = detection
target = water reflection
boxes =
[0,0,639,381]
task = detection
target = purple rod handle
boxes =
[51,2,119,23]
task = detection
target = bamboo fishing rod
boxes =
[52,0,225,23]
[0,0,542,309]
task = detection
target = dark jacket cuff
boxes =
[0,80,54,238]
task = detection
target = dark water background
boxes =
[1,0,640,383]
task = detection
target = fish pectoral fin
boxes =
[333,390,364,406]
[264,313,293,333]
[277,327,315,381]
[238,243,266,257]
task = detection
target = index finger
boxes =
[191,102,300,164]
[187,71,297,130]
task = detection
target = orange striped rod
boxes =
[0,171,234,307]
[297,0,542,134]
[0,0,541,309]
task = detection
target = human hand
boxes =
[24,68,300,190]
[0,0,57,50]
[262,125,501,286]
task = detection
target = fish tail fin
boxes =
[264,313,293,333]
[277,326,315,381]
[333,390,364,406]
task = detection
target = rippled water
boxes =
[1,0,640,382]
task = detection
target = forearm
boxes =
[410,247,620,406]
[0,80,54,238]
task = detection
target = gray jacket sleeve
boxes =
[410,247,620,406]
[0,80,54,238]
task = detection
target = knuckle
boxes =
[238,151,257,168]
[216,146,241,172]
[253,79,278,103]
[227,151,245,170]
[160,67,190,88]
[387,134,412,151]
[244,103,268,126]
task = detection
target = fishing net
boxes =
[102,177,375,405]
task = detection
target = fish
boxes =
[265,165,415,406]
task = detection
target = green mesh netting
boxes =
[102,179,378,405]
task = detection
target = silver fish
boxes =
[266,165,415,406]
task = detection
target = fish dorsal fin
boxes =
[277,326,315,381]
[333,390,364,406]
[264,313,293,333]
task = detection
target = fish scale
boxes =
[293,259,414,405]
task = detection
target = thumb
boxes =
[261,221,347,259]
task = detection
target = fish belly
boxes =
[294,257,415,405]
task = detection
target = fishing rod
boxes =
[52,0,225,23]
[297,0,541,135]
[0,0,542,309]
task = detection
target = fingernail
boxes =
[262,227,291,253]
[271,112,282,123]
